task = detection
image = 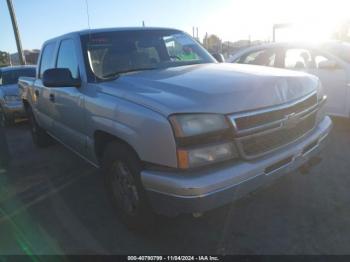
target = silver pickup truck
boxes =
[19,27,332,228]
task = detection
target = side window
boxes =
[238,49,276,67]
[39,43,56,78]
[285,49,313,69]
[314,54,329,68]
[57,39,79,79]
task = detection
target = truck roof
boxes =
[78,27,182,36]
[43,27,183,44]
[0,65,36,72]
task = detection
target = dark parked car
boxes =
[0,66,36,126]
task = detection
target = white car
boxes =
[229,42,350,118]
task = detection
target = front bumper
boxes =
[2,101,26,119]
[141,116,333,216]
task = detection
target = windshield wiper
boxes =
[102,67,158,79]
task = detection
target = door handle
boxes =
[34,89,40,97]
[49,93,55,102]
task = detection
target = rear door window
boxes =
[56,39,79,79]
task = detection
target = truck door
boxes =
[33,43,57,131]
[50,38,86,154]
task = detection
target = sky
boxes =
[1,0,350,53]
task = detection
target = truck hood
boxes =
[98,63,319,116]
[0,84,19,97]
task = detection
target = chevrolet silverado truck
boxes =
[19,28,332,228]
[0,66,36,126]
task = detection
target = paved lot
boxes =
[0,118,350,255]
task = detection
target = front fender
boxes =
[85,95,178,168]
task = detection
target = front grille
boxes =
[238,113,316,157]
[234,94,317,131]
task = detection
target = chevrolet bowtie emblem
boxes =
[282,113,299,129]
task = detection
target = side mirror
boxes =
[43,68,81,87]
[212,53,225,63]
[318,60,338,70]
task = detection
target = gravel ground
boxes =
[0,117,349,255]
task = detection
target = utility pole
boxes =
[6,0,26,65]
[272,23,292,42]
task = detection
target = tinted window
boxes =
[57,39,79,79]
[238,49,276,67]
[0,68,36,85]
[39,43,56,78]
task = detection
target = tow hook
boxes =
[299,156,322,175]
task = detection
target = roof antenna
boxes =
[85,0,91,30]
[84,0,97,82]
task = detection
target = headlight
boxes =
[170,114,229,137]
[177,142,238,169]
[316,81,324,101]
[170,114,239,169]
[4,95,20,102]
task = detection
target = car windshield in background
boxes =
[81,29,215,80]
[0,69,36,86]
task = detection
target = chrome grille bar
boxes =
[228,92,326,159]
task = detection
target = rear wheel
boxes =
[102,142,155,230]
[27,106,53,148]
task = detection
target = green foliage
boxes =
[203,34,222,53]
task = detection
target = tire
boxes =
[0,105,14,127]
[101,141,155,230]
[27,106,53,148]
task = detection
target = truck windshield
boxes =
[81,29,216,80]
[0,68,36,86]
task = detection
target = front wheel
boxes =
[102,142,155,230]
[27,106,53,148]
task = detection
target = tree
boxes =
[203,34,222,53]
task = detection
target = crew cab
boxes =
[19,28,332,228]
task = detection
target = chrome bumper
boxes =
[141,116,333,216]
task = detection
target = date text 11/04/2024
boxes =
[127,256,220,261]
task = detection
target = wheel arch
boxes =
[94,130,141,164]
